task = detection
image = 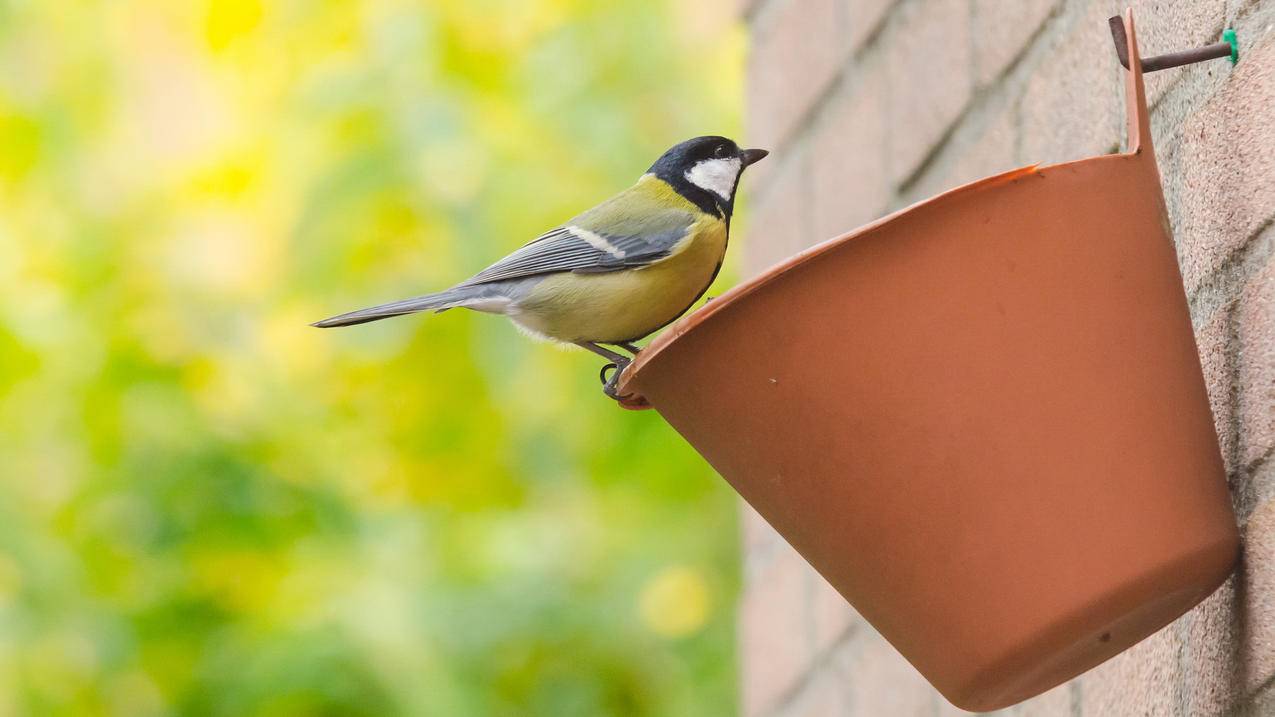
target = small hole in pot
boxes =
[1099,632,1111,643]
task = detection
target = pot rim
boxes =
[617,8,1154,406]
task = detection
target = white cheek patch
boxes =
[685,157,742,200]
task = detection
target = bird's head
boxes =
[647,136,768,217]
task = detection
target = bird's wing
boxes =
[460,187,697,286]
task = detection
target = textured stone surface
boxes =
[1236,257,1275,467]
[1241,498,1275,693]
[884,0,973,183]
[972,0,1057,86]
[809,69,891,240]
[837,629,934,717]
[1127,0,1227,103]
[1018,2,1125,165]
[741,544,815,717]
[747,0,848,151]
[738,0,764,20]
[1183,576,1244,716]
[781,660,849,717]
[1077,625,1183,717]
[1196,305,1238,474]
[742,500,780,557]
[844,0,897,55]
[742,144,811,279]
[1174,33,1275,294]
[739,2,1275,715]
[809,568,857,654]
[1247,683,1275,717]
[905,98,1018,204]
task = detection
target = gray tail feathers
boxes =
[312,286,488,328]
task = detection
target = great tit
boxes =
[314,136,768,399]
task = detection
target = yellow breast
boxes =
[514,216,728,343]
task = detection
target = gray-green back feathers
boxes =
[312,178,698,329]
[463,182,696,284]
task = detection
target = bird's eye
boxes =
[714,144,730,158]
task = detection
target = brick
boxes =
[747,0,848,151]
[809,568,858,654]
[1078,623,1182,716]
[1236,257,1275,467]
[1229,0,1267,20]
[1195,305,1238,475]
[1254,456,1275,511]
[1008,683,1073,717]
[738,0,763,21]
[742,499,782,560]
[844,0,896,54]
[837,628,934,717]
[781,661,849,717]
[906,99,1018,205]
[1136,9,1232,162]
[1173,34,1275,294]
[947,105,1019,186]
[743,145,812,279]
[1126,0,1227,104]
[1241,498,1275,693]
[737,1,1275,712]
[1019,3,1125,166]
[741,545,815,716]
[972,0,1056,86]
[809,70,891,241]
[1248,682,1275,717]
[1183,575,1244,716]
[885,0,973,183]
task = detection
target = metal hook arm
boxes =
[1109,16,1238,73]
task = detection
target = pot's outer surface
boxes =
[618,11,1238,711]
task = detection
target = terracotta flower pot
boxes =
[617,11,1238,711]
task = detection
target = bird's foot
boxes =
[599,358,633,401]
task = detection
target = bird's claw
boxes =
[599,362,619,386]
[599,358,632,401]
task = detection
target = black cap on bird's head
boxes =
[647,136,768,218]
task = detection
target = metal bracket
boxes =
[1109,16,1239,72]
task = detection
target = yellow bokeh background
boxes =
[0,1,744,714]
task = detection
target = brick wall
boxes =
[735,1,1275,715]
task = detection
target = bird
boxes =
[313,136,768,400]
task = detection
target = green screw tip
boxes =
[1224,28,1239,65]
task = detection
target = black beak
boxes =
[740,148,769,166]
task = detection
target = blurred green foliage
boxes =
[0,0,744,714]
